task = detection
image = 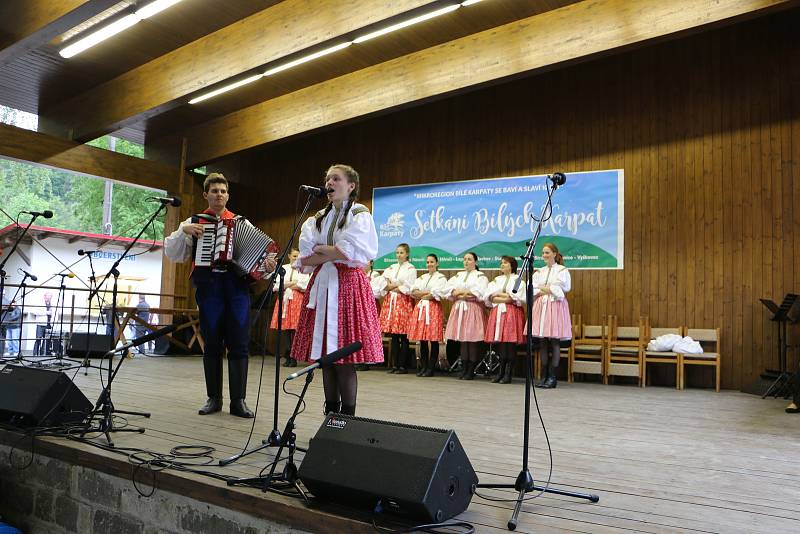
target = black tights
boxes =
[278,330,294,358]
[322,364,358,407]
[390,333,410,369]
[539,338,561,367]
[495,342,516,362]
[419,341,439,363]
[461,342,482,362]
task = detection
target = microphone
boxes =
[150,196,182,207]
[18,268,37,282]
[299,185,333,198]
[78,249,97,256]
[547,172,567,187]
[22,210,53,219]
[107,323,177,355]
[286,342,363,381]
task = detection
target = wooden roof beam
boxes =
[171,0,794,168]
[0,0,118,67]
[38,0,439,142]
[0,123,179,191]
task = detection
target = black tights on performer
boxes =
[389,333,410,372]
[322,364,358,415]
[459,341,482,380]
[491,342,516,383]
[417,341,439,376]
[537,337,562,388]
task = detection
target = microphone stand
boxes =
[80,325,175,446]
[226,369,312,501]
[475,176,599,531]
[82,202,167,446]
[12,272,32,363]
[0,213,41,328]
[219,188,319,467]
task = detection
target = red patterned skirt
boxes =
[378,292,414,334]
[291,264,384,364]
[269,288,304,330]
[444,300,486,342]
[407,300,443,342]
[527,297,572,340]
[485,304,525,344]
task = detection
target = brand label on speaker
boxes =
[325,417,347,430]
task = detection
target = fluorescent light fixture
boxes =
[264,42,352,76]
[461,0,484,6]
[353,4,461,44]
[138,0,184,19]
[59,0,184,58]
[189,74,264,104]
[60,14,140,58]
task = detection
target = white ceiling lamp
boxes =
[263,42,353,77]
[461,0,484,6]
[188,74,264,104]
[59,0,184,58]
[353,4,461,44]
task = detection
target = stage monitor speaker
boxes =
[0,365,92,427]
[67,333,113,358]
[298,414,478,523]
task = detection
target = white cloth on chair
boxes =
[647,334,682,351]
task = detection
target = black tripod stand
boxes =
[226,367,313,501]
[219,187,321,466]
[476,173,598,531]
[760,294,799,398]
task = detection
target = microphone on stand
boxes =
[286,342,363,381]
[547,172,567,188]
[78,249,97,256]
[149,196,182,207]
[18,268,37,281]
[299,185,333,198]
[22,210,53,219]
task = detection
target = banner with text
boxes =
[372,170,624,270]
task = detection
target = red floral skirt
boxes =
[407,300,443,342]
[484,304,525,344]
[269,288,303,330]
[378,292,414,334]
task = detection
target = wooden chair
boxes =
[569,317,606,383]
[606,316,648,387]
[679,328,721,392]
[643,326,684,389]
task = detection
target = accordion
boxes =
[192,214,278,281]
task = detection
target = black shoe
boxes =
[340,403,356,416]
[491,363,505,383]
[324,401,342,415]
[198,397,222,415]
[396,367,408,375]
[500,364,513,384]
[288,358,298,367]
[281,357,292,367]
[542,376,557,389]
[416,368,424,376]
[230,399,254,418]
[387,368,398,374]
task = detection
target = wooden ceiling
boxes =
[1,0,796,172]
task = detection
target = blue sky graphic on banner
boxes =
[372,170,624,270]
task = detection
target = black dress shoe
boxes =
[281,357,292,367]
[542,376,557,389]
[230,399,254,418]
[198,397,222,415]
[396,367,408,374]
[288,358,298,367]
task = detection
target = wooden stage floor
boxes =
[9,355,800,533]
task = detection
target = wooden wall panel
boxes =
[228,11,799,390]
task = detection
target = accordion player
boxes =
[192,213,279,282]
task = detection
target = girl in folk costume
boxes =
[407,254,447,377]
[442,252,488,380]
[529,242,572,389]
[376,244,417,374]
[291,164,383,416]
[269,248,309,368]
[484,256,526,384]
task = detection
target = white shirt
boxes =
[531,264,571,301]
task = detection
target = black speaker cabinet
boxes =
[0,365,92,427]
[298,414,478,522]
[67,333,113,358]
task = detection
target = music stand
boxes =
[760,293,800,398]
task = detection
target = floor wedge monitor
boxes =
[0,365,92,427]
[298,414,477,522]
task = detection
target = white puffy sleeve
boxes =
[410,275,426,293]
[371,271,387,298]
[429,273,448,301]
[484,277,502,307]
[295,271,310,292]
[510,277,527,306]
[530,269,544,298]
[334,209,378,267]
[296,216,319,273]
[164,217,193,263]
[397,264,417,295]
[440,273,461,301]
[549,267,571,300]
